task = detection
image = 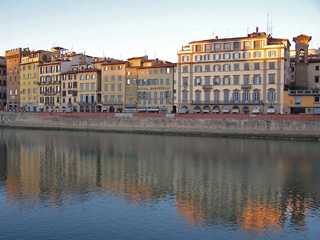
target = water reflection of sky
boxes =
[0,129,320,239]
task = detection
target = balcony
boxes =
[202,85,212,90]
[241,84,252,89]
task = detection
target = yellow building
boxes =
[124,56,147,112]
[20,50,50,111]
[283,90,320,114]
[177,30,291,114]
[77,69,101,112]
[137,61,176,113]
[101,60,127,112]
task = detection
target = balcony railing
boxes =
[241,84,252,89]
[202,85,212,90]
[288,89,320,95]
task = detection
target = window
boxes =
[205,65,210,72]
[294,96,301,105]
[254,40,260,49]
[214,43,221,51]
[166,68,171,74]
[233,42,240,50]
[316,66,319,71]
[233,53,241,59]
[111,84,115,91]
[244,63,250,70]
[104,84,108,91]
[213,65,221,71]
[111,75,115,81]
[223,53,231,60]
[85,83,89,90]
[182,66,188,73]
[160,78,163,85]
[224,91,229,103]
[254,63,260,70]
[91,83,95,90]
[269,74,275,84]
[214,54,221,60]
[223,77,230,85]
[244,41,250,49]
[205,44,212,52]
[223,64,230,71]
[194,78,202,86]
[224,43,231,51]
[166,78,170,85]
[195,55,202,61]
[269,51,276,57]
[243,52,250,59]
[182,91,188,101]
[269,62,275,69]
[195,65,202,72]
[182,56,189,62]
[233,76,239,85]
[118,75,122,81]
[314,96,320,103]
[315,76,319,83]
[204,76,210,87]
[253,76,261,84]
[212,92,219,103]
[254,52,261,58]
[253,92,260,102]
[195,45,202,52]
[195,91,201,103]
[204,54,210,61]
[234,64,239,71]
[205,92,210,103]
[132,88,136,94]
[183,77,188,86]
[213,77,221,85]
[126,88,130,94]
[243,92,250,102]
[118,84,122,91]
[232,92,240,102]
[267,91,276,101]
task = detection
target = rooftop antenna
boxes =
[227,29,229,38]
[212,30,215,38]
[247,27,249,34]
[154,50,156,59]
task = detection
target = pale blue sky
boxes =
[1,0,319,62]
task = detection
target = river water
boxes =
[0,128,319,239]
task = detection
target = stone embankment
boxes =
[1,112,320,140]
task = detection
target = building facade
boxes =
[177,31,291,114]
[100,61,127,112]
[20,50,51,111]
[137,61,176,113]
[0,57,7,110]
[283,89,320,114]
[5,48,30,110]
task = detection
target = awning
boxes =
[212,109,220,113]
[232,109,239,113]
[267,108,276,113]
[138,107,147,112]
[203,109,210,113]
[125,108,137,113]
[222,109,229,113]
[148,107,159,112]
[103,107,108,111]
[252,107,260,113]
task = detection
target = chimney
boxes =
[256,27,259,33]
[215,36,218,40]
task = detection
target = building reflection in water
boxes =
[0,128,319,237]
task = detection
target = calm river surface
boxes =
[0,128,319,240]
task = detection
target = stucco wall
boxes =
[1,112,320,135]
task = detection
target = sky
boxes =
[1,0,320,62]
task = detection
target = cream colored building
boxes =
[177,30,291,114]
[137,61,176,113]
